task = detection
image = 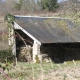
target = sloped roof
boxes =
[15,16,80,44]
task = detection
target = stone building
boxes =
[9,16,80,63]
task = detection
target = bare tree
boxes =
[0,1,7,14]
[0,0,17,14]
[5,0,17,13]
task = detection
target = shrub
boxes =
[0,49,14,63]
[4,13,15,24]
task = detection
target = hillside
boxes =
[0,17,8,50]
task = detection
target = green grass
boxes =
[0,60,80,80]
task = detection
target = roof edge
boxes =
[14,22,41,45]
[14,15,68,19]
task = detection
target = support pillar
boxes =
[9,28,16,56]
[33,43,42,63]
[10,28,16,56]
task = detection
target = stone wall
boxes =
[18,45,32,62]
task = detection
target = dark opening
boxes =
[15,29,33,60]
[41,43,80,63]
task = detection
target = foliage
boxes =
[15,0,23,10]
[4,13,15,24]
[14,0,59,12]
[35,55,40,63]
[4,13,15,49]
[0,49,14,63]
[15,3,22,10]
[41,0,59,11]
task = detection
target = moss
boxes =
[35,55,40,63]
[42,59,47,63]
[56,20,67,29]
[56,19,77,40]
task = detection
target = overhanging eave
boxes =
[14,22,41,45]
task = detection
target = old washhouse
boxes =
[10,16,80,63]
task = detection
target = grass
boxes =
[0,60,80,80]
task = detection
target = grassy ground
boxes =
[0,61,80,80]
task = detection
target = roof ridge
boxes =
[14,15,68,19]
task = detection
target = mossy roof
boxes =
[15,16,80,43]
